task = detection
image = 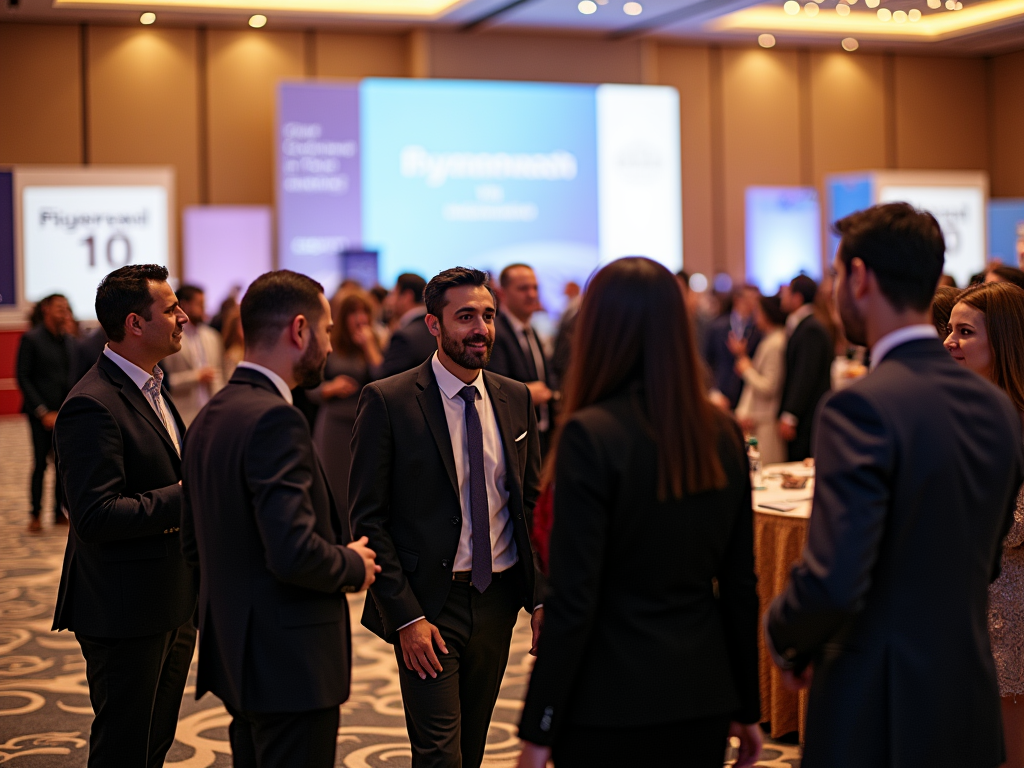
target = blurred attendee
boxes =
[730,294,787,465]
[777,275,833,461]
[16,293,75,531]
[220,303,245,380]
[704,284,762,410]
[488,263,557,453]
[677,269,710,357]
[550,282,581,389]
[944,280,1024,768]
[379,273,434,378]
[311,291,384,508]
[208,289,240,333]
[986,264,1024,292]
[931,285,961,337]
[74,326,108,382]
[938,274,958,288]
[767,203,1024,768]
[517,258,761,768]
[162,285,225,426]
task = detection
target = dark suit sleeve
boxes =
[519,388,546,607]
[767,389,892,670]
[519,418,609,745]
[246,404,365,593]
[16,334,47,414]
[779,325,833,420]
[349,383,425,633]
[55,394,182,543]
[180,446,199,569]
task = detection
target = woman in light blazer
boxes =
[729,294,788,465]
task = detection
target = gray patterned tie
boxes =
[459,385,492,593]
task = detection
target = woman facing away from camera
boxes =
[945,280,1024,768]
[516,257,762,768]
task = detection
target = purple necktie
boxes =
[459,386,492,593]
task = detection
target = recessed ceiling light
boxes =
[759,33,777,46]
[842,36,859,50]
[893,8,907,20]
[877,7,891,19]
[945,0,954,7]
[908,7,922,19]
[249,13,267,26]
[578,0,597,12]
[836,3,850,16]
[865,0,879,7]
[928,0,941,6]
[623,1,642,14]
[139,11,155,23]
[804,1,819,15]
[783,0,801,13]
[955,1,963,8]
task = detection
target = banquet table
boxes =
[753,462,814,740]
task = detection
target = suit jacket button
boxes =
[451,517,460,526]
[441,559,450,568]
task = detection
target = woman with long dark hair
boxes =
[516,258,762,768]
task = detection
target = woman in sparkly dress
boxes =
[945,280,1024,767]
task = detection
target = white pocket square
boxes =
[515,431,528,442]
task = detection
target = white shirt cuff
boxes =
[396,616,425,631]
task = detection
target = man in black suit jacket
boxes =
[350,267,544,768]
[777,274,833,461]
[17,293,76,531]
[53,265,198,768]
[180,270,377,768]
[702,284,763,410]
[379,272,436,378]
[767,204,1024,768]
[487,264,556,454]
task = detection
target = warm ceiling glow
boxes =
[877,7,891,18]
[139,11,155,22]
[784,0,801,12]
[249,13,267,26]
[804,1,819,14]
[842,36,859,49]
[53,0,464,17]
[759,32,777,45]
[928,0,941,5]
[578,0,597,12]
[892,8,907,20]
[909,8,922,19]
[623,1,643,14]
[865,0,879,6]
[836,3,851,15]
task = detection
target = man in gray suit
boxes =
[767,202,1024,768]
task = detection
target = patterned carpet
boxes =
[0,414,800,767]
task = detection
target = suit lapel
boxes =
[484,372,522,493]
[99,356,181,459]
[415,361,460,499]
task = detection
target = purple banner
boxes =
[276,82,361,288]
[0,172,14,306]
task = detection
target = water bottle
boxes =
[747,437,763,490]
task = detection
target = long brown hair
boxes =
[956,281,1024,414]
[545,258,729,499]
[331,291,376,359]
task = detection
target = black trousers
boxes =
[28,414,64,520]
[77,620,196,768]
[395,575,521,768]
[225,702,339,768]
[551,714,732,768]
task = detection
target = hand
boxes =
[726,331,748,358]
[728,721,763,768]
[516,741,552,768]
[321,375,359,400]
[525,381,553,405]
[733,356,752,376]
[345,536,380,591]
[782,664,813,691]
[351,324,379,351]
[398,619,448,680]
[197,366,217,385]
[530,606,544,656]
[708,391,730,412]
[40,411,58,430]
[778,419,797,442]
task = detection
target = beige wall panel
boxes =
[88,26,200,228]
[893,56,987,172]
[316,32,409,78]
[989,50,1024,198]
[207,30,304,205]
[426,31,642,83]
[0,24,81,164]
[656,44,714,280]
[720,48,802,280]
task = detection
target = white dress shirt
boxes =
[103,346,182,452]
[236,361,294,404]
[869,324,938,372]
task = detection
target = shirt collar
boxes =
[236,361,294,404]
[398,305,428,328]
[785,304,816,334]
[501,306,531,334]
[869,325,939,372]
[103,345,161,391]
[431,352,484,402]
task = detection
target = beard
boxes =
[837,281,867,347]
[293,333,329,388]
[440,323,493,369]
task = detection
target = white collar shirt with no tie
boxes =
[869,324,939,372]
[103,346,182,455]
[235,361,294,404]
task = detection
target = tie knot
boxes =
[459,386,478,405]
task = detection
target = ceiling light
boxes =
[804,1,819,15]
[955,1,963,7]
[57,0,462,14]
[928,0,940,5]
[865,0,879,6]
[877,7,892,18]
[908,7,922,19]
[623,1,642,14]
[893,8,907,20]
[759,32,777,46]
[784,0,801,13]
[842,36,859,49]
[248,13,267,26]
[578,0,597,12]
[945,0,954,6]
[847,0,857,4]
[836,3,850,15]
[139,10,155,22]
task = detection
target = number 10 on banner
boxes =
[81,233,133,267]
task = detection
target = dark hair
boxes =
[424,267,494,319]
[789,274,818,307]
[499,263,534,288]
[955,281,1024,414]
[176,284,204,304]
[95,264,169,342]
[759,294,788,327]
[833,202,945,312]
[395,273,427,305]
[547,257,729,499]
[931,285,960,336]
[986,265,1024,292]
[240,270,325,349]
[332,291,376,358]
[39,293,67,310]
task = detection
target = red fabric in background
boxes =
[530,484,554,575]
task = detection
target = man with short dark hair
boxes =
[53,264,197,768]
[702,284,763,410]
[379,272,435,377]
[767,203,1024,768]
[180,270,378,768]
[350,266,544,768]
[161,284,224,426]
[777,274,833,461]
[17,293,75,531]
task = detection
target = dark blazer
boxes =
[768,339,1024,768]
[488,312,555,392]
[180,367,367,713]
[518,388,759,744]
[778,313,833,460]
[16,325,75,415]
[349,358,543,641]
[52,354,196,637]
[702,314,762,409]
[379,310,437,378]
